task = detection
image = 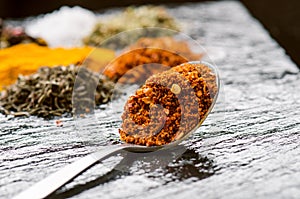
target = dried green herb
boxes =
[0,65,115,118]
[83,5,180,48]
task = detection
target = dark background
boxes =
[1,0,299,67]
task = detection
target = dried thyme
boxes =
[0,65,115,118]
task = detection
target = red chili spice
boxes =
[119,62,217,146]
[55,120,63,127]
[104,37,202,83]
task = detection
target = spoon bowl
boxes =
[118,60,219,147]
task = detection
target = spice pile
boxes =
[84,6,180,47]
[0,22,47,48]
[0,65,115,118]
[25,6,97,47]
[104,37,202,83]
[0,43,116,89]
[119,62,218,146]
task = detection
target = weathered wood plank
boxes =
[1,1,300,198]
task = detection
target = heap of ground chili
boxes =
[119,62,218,146]
[104,37,202,83]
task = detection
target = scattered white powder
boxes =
[25,6,97,47]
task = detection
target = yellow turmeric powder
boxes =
[0,43,115,89]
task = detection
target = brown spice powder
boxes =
[119,62,217,146]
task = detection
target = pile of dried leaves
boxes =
[0,65,115,118]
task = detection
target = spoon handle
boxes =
[13,145,127,199]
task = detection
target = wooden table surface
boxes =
[1,1,300,198]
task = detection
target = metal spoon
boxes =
[13,61,219,199]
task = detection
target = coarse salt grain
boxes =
[25,6,97,47]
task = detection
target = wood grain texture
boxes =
[1,1,300,198]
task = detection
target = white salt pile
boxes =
[25,6,97,47]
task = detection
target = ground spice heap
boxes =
[0,65,115,118]
[0,43,97,89]
[119,62,218,146]
[104,37,201,83]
